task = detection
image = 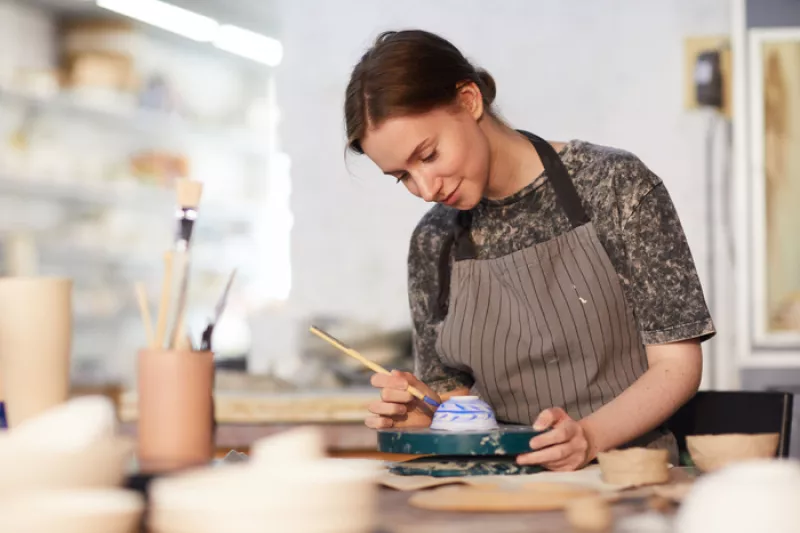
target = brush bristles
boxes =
[176,179,204,209]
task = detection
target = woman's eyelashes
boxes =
[393,149,438,183]
[421,150,438,163]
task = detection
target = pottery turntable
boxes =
[379,425,547,477]
[378,396,547,477]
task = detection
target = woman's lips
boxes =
[441,182,461,206]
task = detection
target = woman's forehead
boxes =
[361,109,455,166]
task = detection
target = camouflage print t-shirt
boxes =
[407,139,716,394]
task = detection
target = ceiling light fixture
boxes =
[214,24,283,67]
[96,0,219,42]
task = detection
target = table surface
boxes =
[376,487,672,533]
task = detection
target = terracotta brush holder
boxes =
[597,447,670,487]
[137,348,215,473]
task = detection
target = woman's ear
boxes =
[456,81,484,121]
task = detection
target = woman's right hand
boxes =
[365,370,441,429]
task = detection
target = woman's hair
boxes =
[344,29,497,154]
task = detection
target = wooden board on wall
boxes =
[684,35,733,118]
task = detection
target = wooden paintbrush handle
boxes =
[309,326,431,404]
[154,251,174,348]
[134,282,155,348]
[168,252,191,349]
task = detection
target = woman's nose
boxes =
[415,172,442,202]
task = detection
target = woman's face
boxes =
[360,87,490,210]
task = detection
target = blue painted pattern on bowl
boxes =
[430,395,499,431]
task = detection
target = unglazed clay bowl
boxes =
[149,459,381,533]
[10,395,117,451]
[0,488,144,533]
[675,458,800,533]
[0,434,134,494]
[686,433,780,473]
[597,447,670,487]
[430,396,499,432]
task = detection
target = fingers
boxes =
[517,443,572,465]
[380,387,414,404]
[365,415,393,429]
[529,421,576,450]
[521,408,588,471]
[368,399,407,416]
[533,406,567,431]
[370,371,411,391]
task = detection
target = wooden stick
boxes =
[309,325,440,408]
[175,331,193,351]
[168,251,190,349]
[134,282,155,348]
[155,251,174,348]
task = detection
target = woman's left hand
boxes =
[516,407,595,471]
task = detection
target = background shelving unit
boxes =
[0,6,280,386]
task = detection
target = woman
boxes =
[344,29,714,471]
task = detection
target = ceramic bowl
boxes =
[0,488,144,533]
[10,395,117,451]
[675,458,800,533]
[596,447,670,487]
[686,433,780,473]
[149,460,381,533]
[430,395,498,432]
[149,429,381,533]
[0,435,134,494]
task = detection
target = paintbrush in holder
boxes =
[167,178,203,349]
[149,178,203,350]
[132,178,215,472]
[200,268,236,352]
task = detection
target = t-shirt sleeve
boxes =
[408,210,475,393]
[620,180,716,345]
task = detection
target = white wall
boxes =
[270,0,734,385]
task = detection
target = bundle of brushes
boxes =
[134,178,203,351]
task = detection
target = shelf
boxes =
[40,242,247,277]
[0,87,270,157]
[0,175,256,227]
[0,174,170,211]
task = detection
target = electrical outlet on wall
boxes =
[684,35,732,118]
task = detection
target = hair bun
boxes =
[476,68,497,104]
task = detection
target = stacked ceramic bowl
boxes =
[0,488,144,533]
[675,458,800,533]
[148,427,382,533]
[0,396,144,532]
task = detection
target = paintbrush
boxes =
[154,251,174,347]
[309,325,440,408]
[200,268,237,351]
[134,281,155,348]
[168,178,203,349]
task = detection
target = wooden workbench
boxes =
[376,487,672,532]
[118,387,383,457]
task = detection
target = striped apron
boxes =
[435,131,677,460]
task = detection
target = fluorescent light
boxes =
[214,24,283,67]
[96,0,219,42]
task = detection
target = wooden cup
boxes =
[137,348,215,472]
[0,277,72,428]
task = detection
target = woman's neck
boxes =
[481,119,546,201]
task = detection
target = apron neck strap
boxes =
[433,131,588,320]
[518,130,589,228]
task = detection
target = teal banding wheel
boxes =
[378,424,548,477]
[389,455,544,477]
[377,424,544,456]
